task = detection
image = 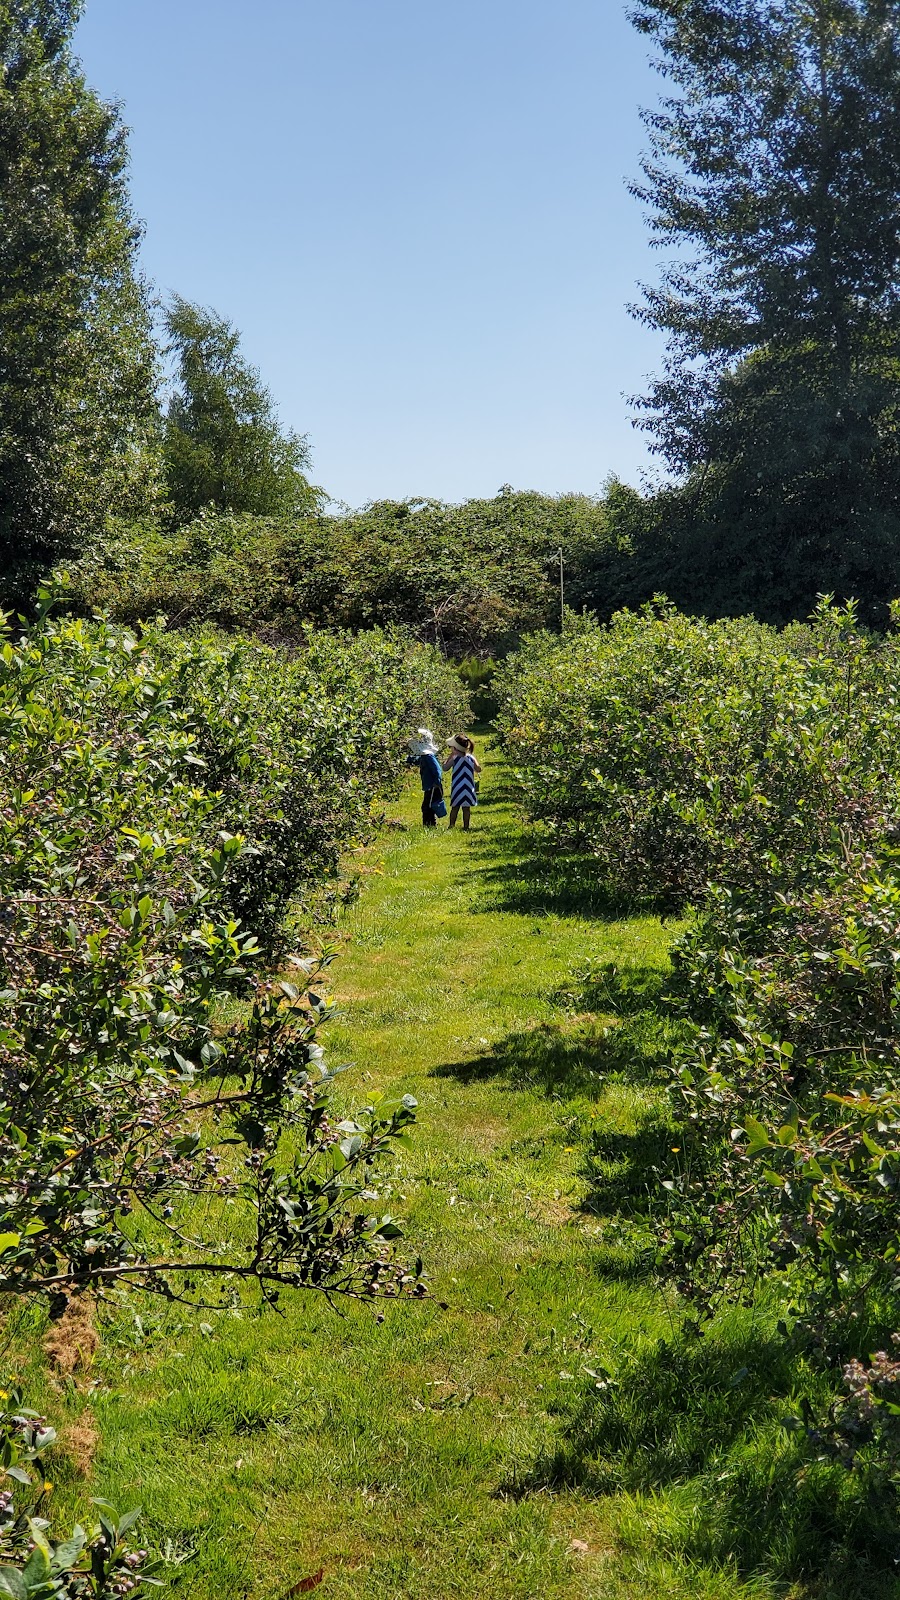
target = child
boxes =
[443,734,481,831]
[406,729,445,827]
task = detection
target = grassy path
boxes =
[49,739,775,1598]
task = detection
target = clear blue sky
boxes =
[74,0,666,508]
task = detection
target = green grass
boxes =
[22,739,899,1599]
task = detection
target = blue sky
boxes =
[74,1,666,508]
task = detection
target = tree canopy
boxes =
[630,0,900,620]
[72,486,625,658]
[162,296,317,522]
[0,0,160,604]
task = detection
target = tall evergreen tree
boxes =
[0,0,160,602]
[631,0,900,620]
[162,297,316,523]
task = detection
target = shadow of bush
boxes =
[433,1020,616,1099]
[551,958,668,1016]
[434,950,684,1102]
[508,1317,900,1593]
[583,1116,676,1217]
[468,820,648,919]
[433,1007,676,1100]
[531,1321,797,1492]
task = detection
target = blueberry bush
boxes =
[496,600,900,907]
[0,606,465,1584]
[498,599,900,1507]
[0,1387,160,1597]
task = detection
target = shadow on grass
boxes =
[433,1009,671,1101]
[551,959,668,1016]
[506,1318,900,1597]
[582,1118,676,1217]
[433,950,685,1108]
[520,1320,799,1493]
[467,816,649,920]
[433,1021,611,1097]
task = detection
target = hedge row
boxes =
[497,599,900,1516]
[0,612,464,1591]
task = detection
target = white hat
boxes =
[409,728,438,756]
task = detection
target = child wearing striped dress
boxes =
[443,735,481,831]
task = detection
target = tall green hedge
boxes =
[497,599,900,1511]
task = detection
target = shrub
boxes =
[499,597,900,1529]
[0,607,431,1304]
[0,1389,161,1596]
[0,608,453,1582]
[660,852,900,1335]
[141,621,468,953]
[67,489,620,659]
[496,599,900,908]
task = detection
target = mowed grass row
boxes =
[22,738,787,1599]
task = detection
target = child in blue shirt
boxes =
[407,729,445,827]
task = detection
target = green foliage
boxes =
[71,488,621,659]
[498,597,900,1516]
[162,298,317,524]
[0,610,465,1584]
[317,491,584,656]
[39,744,682,1600]
[632,0,900,462]
[496,598,900,907]
[0,3,160,605]
[138,622,469,952]
[0,610,456,1309]
[0,1389,160,1596]
[660,854,900,1319]
[455,657,498,723]
[630,0,900,621]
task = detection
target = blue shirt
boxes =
[408,751,442,789]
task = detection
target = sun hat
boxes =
[409,728,439,756]
[447,735,471,754]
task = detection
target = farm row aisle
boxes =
[78,740,775,1599]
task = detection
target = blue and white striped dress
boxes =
[449,753,478,809]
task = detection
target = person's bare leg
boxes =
[462,806,471,832]
[448,805,460,828]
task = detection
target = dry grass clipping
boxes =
[44,1296,99,1381]
[62,1411,99,1476]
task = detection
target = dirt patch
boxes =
[62,1411,99,1476]
[528,1192,576,1227]
[452,1114,507,1156]
[44,1296,99,1381]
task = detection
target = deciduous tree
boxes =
[162,297,317,522]
[631,0,900,619]
[0,0,160,604]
